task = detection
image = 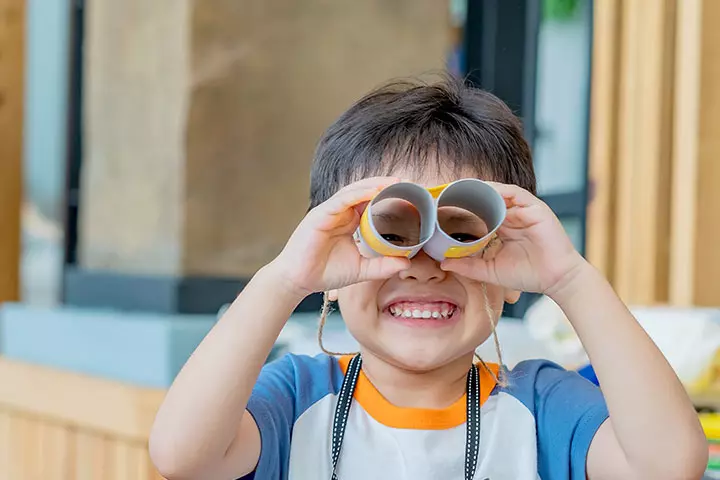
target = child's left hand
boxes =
[440,183,585,297]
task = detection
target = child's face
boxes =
[333,169,520,371]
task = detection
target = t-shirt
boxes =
[242,353,608,480]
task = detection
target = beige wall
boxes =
[81,1,450,278]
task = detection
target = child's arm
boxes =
[442,183,707,480]
[149,177,410,480]
[550,261,707,480]
[149,265,302,480]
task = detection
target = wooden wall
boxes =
[670,0,720,306]
[0,413,161,479]
[587,0,720,306]
[0,0,24,303]
[0,359,165,480]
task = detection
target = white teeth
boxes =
[388,305,457,319]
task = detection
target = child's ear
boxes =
[504,289,521,304]
[328,289,339,302]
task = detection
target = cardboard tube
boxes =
[355,182,437,258]
[423,179,506,261]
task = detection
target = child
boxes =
[150,76,707,480]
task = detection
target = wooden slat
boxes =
[694,0,720,306]
[136,448,152,480]
[0,358,166,441]
[586,0,621,279]
[670,0,703,305]
[24,415,43,479]
[0,410,10,480]
[113,441,161,480]
[0,0,24,303]
[65,427,78,480]
[613,0,642,300]
[37,422,72,480]
[671,0,720,306]
[7,413,27,479]
[113,441,136,480]
[613,0,675,304]
[74,430,108,480]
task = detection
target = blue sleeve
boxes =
[508,360,609,480]
[241,353,342,480]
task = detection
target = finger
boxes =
[352,200,370,217]
[333,176,402,197]
[335,208,361,235]
[321,187,384,218]
[321,178,401,215]
[484,182,539,208]
[440,257,497,284]
[500,205,545,229]
[358,256,411,282]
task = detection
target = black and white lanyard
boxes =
[330,354,482,480]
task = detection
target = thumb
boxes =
[440,257,495,283]
[359,256,411,282]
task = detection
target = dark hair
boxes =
[309,74,536,209]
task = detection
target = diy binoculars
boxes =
[355,178,506,261]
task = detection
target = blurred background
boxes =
[0,0,719,478]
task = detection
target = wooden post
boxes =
[0,0,24,304]
[587,0,676,305]
[586,0,621,281]
[670,0,720,306]
[612,0,676,304]
[588,0,720,307]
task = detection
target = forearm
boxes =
[150,261,304,473]
[550,260,706,475]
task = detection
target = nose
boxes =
[398,251,447,283]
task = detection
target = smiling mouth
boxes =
[386,302,458,320]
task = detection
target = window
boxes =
[462,0,593,317]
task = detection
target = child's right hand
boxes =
[270,177,411,298]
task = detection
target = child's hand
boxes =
[271,177,411,298]
[440,183,585,297]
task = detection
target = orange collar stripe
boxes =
[337,355,499,430]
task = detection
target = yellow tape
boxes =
[427,184,448,199]
[443,238,489,259]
